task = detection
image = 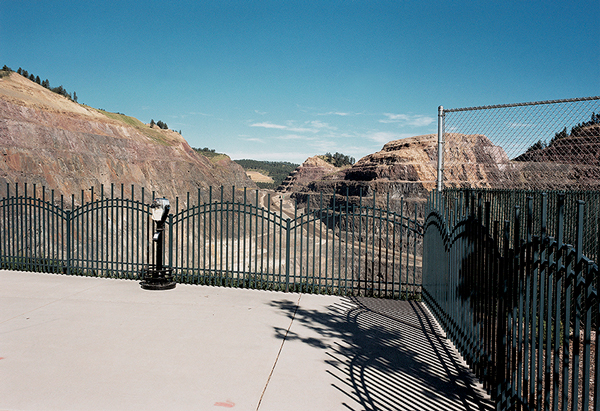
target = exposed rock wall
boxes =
[441,132,519,189]
[0,73,255,204]
[344,134,439,187]
[288,130,600,204]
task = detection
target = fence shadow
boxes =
[270,297,493,411]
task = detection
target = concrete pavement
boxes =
[0,270,492,410]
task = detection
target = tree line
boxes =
[149,119,180,134]
[1,65,78,102]
[193,147,221,158]
[0,65,11,78]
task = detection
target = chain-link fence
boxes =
[439,96,600,190]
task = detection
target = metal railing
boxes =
[437,96,600,191]
[0,183,423,299]
[424,189,599,411]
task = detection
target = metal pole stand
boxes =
[141,198,176,290]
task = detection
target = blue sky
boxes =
[2,0,599,163]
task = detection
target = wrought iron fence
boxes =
[0,183,423,299]
[424,189,599,411]
[438,96,600,191]
[443,188,600,263]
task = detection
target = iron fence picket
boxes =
[552,195,564,411]
[596,282,600,411]
[583,263,596,411]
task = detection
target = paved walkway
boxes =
[0,270,492,410]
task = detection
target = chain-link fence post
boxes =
[437,105,444,192]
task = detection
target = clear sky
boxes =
[2,0,599,164]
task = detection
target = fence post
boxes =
[571,200,585,409]
[437,105,444,192]
[66,210,72,275]
[168,213,174,279]
[285,218,290,293]
[496,219,510,410]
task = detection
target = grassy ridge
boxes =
[97,110,173,146]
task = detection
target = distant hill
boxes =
[234,160,298,189]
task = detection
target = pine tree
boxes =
[550,127,568,145]
[525,140,546,153]
[0,65,10,78]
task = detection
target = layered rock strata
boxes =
[290,133,512,211]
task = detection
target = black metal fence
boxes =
[443,188,600,263]
[0,183,423,299]
[424,189,599,410]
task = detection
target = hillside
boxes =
[277,156,343,193]
[0,71,255,203]
[514,122,600,165]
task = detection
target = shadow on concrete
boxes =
[270,297,493,411]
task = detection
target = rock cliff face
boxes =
[344,134,438,184]
[514,124,600,165]
[439,132,517,189]
[346,132,513,188]
[0,73,255,203]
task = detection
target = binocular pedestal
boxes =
[140,198,176,290]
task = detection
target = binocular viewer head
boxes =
[150,198,170,223]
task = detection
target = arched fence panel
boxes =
[70,196,153,279]
[0,185,68,273]
[0,183,155,278]
[167,187,423,298]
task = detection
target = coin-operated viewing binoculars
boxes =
[140,197,176,290]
